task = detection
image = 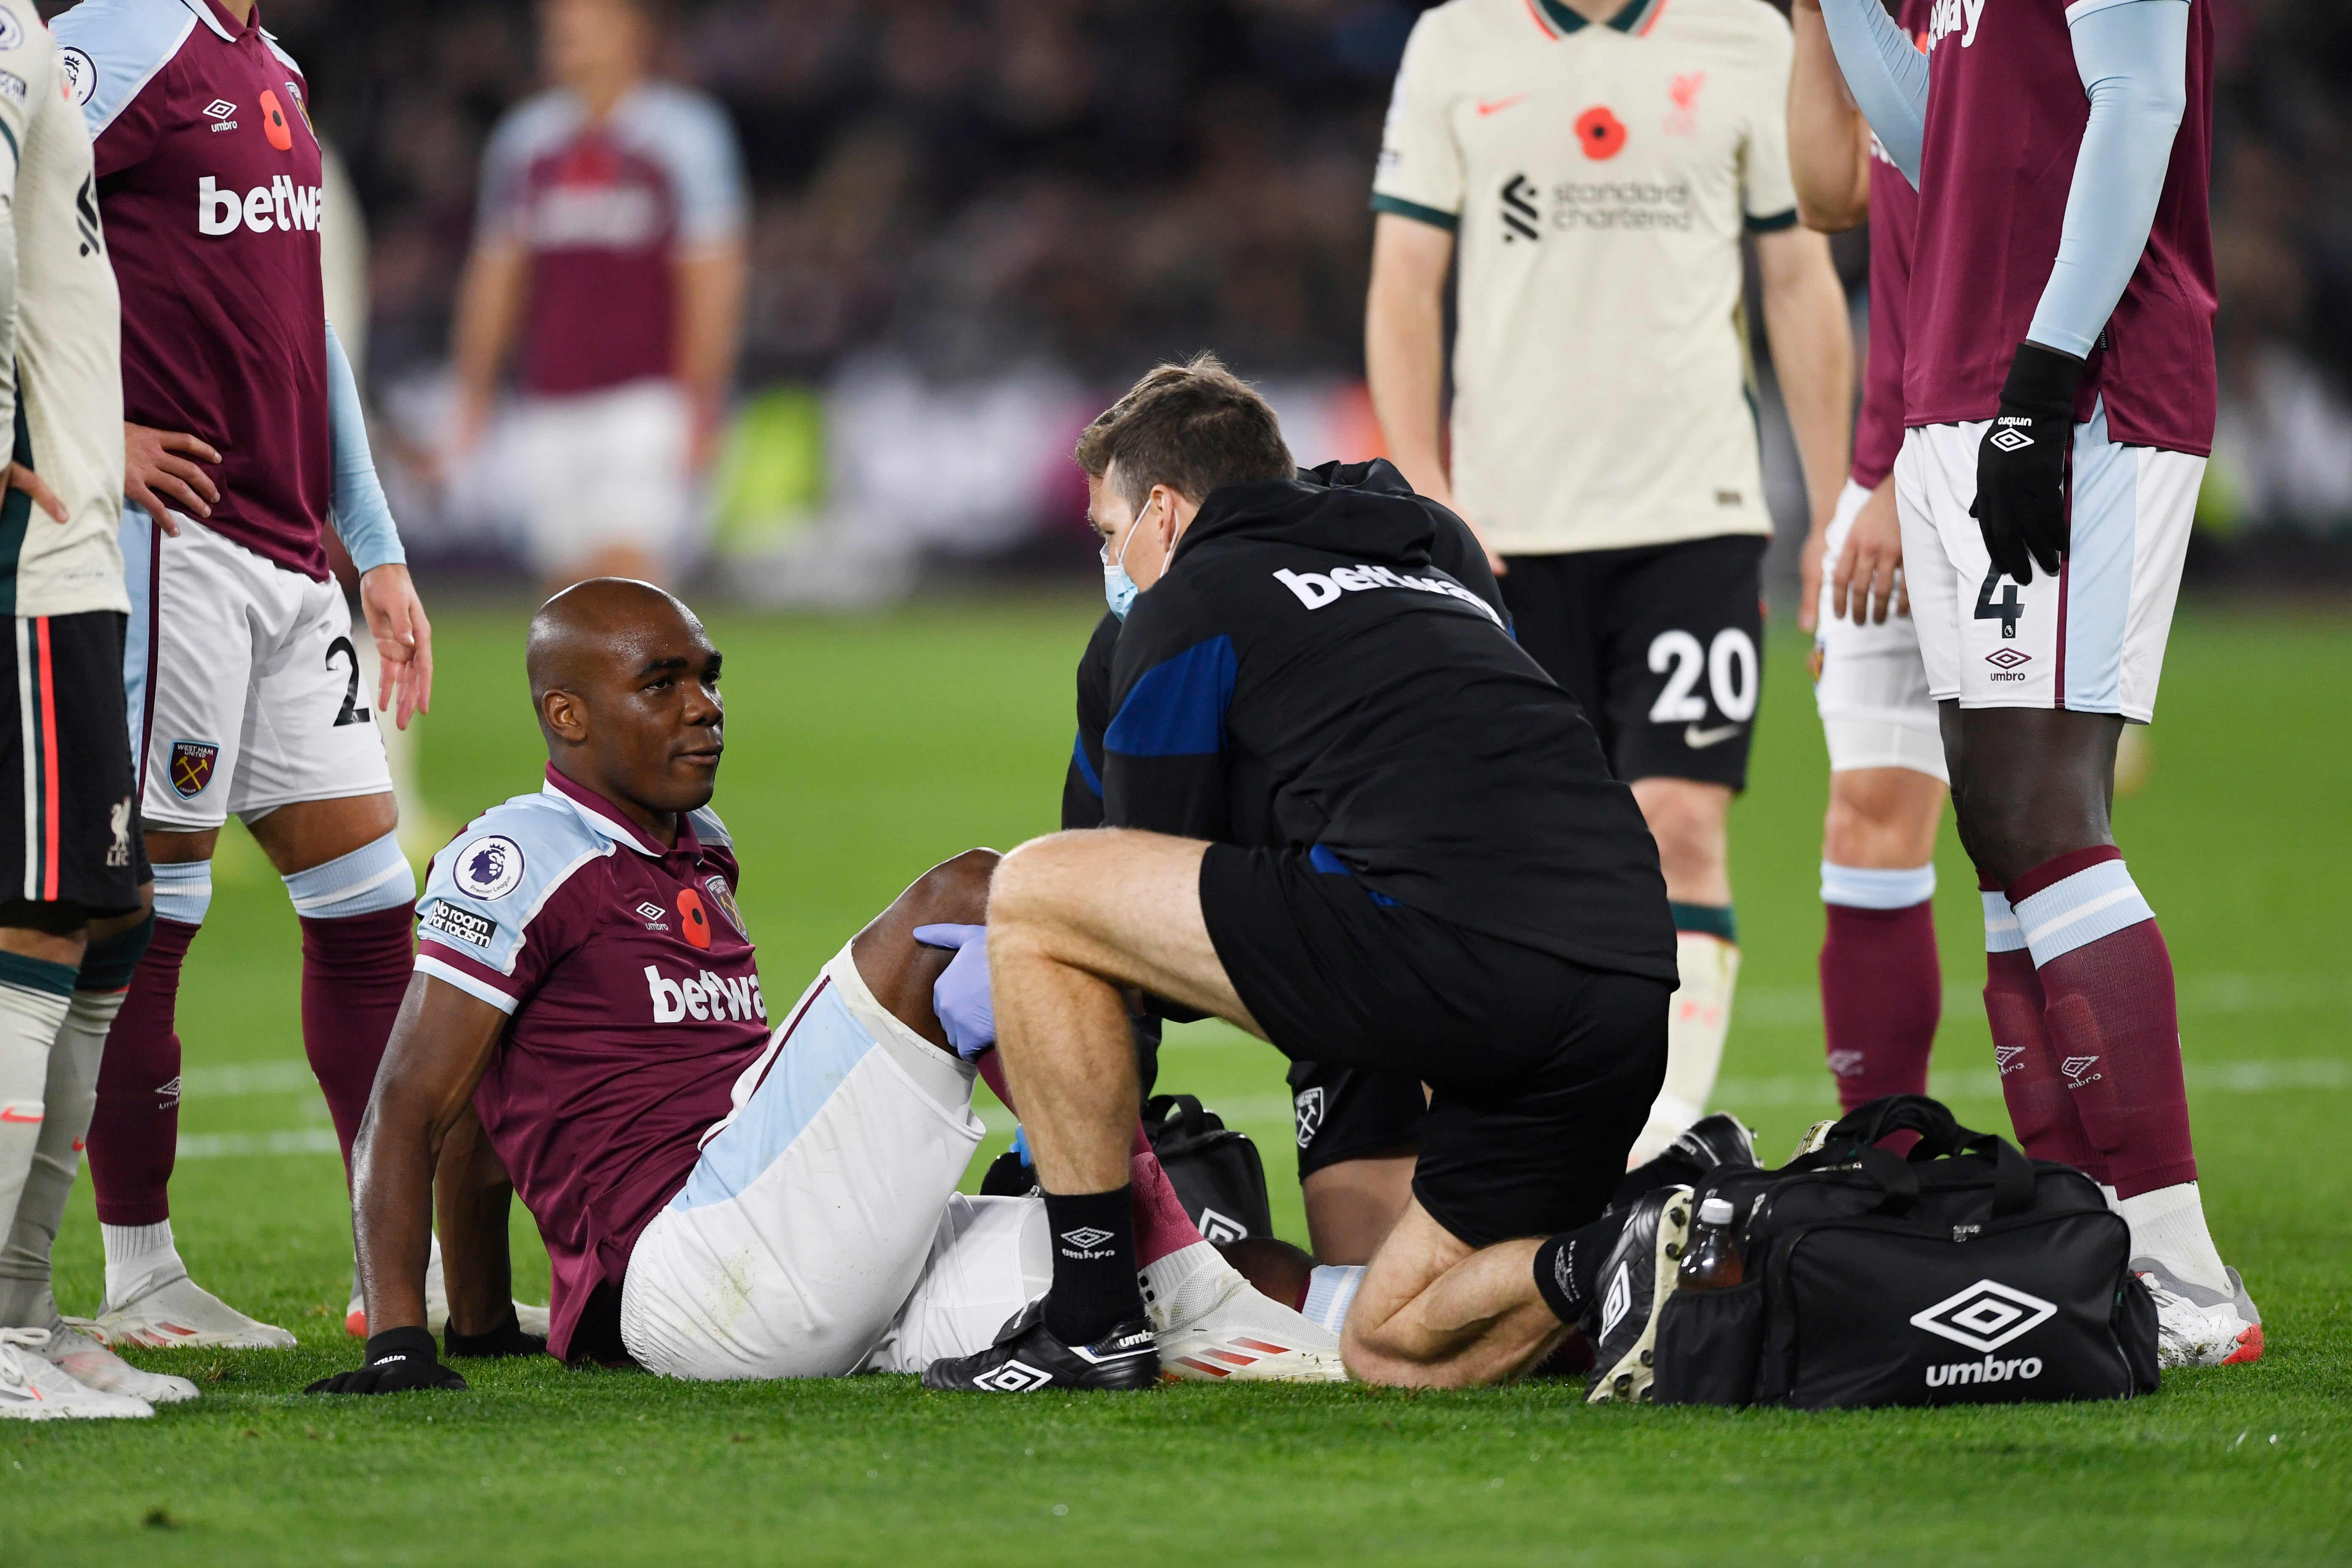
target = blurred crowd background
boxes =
[96,0,2352,597]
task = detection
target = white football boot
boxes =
[35,1319,199,1404]
[2135,1260,2263,1368]
[0,1329,154,1419]
[78,1266,298,1350]
[1141,1241,1348,1383]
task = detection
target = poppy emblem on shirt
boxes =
[259,90,294,152]
[676,887,712,950]
[1576,106,1627,161]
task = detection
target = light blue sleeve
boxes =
[652,90,747,246]
[1818,0,1929,184]
[415,798,609,988]
[324,321,403,574]
[52,0,195,143]
[2023,0,2191,359]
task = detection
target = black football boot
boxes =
[921,1298,1161,1393]
[1584,1184,1694,1405]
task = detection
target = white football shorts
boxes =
[620,943,1049,1380]
[1812,478,1946,781]
[509,378,697,581]
[121,511,394,832]
[1894,404,2202,723]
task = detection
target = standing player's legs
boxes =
[1910,414,2254,1366]
[92,518,406,1347]
[0,612,185,1418]
[1509,539,1766,1163]
[1811,478,1948,1110]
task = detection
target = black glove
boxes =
[444,1307,548,1361]
[1970,341,2085,584]
[305,1325,469,1395]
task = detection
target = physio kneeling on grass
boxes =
[923,355,1682,1393]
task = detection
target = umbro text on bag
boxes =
[1651,1096,2161,1409]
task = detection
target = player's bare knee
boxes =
[903,847,998,928]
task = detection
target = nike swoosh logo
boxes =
[1683,723,1744,749]
[0,1108,41,1124]
[1477,94,1529,116]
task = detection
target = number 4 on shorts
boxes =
[1974,567,2023,640]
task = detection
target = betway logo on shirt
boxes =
[1927,0,1986,49]
[1273,564,1503,627]
[198,175,325,237]
[645,964,768,1025]
[527,185,664,250]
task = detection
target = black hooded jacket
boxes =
[1065,459,1674,983]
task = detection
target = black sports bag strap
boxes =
[1829,1094,1968,1159]
[1143,1094,1221,1154]
[1856,1145,1923,1214]
[1971,1132,2040,1217]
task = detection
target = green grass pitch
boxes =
[3,593,2345,1565]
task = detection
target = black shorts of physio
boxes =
[1286,1058,1424,1181]
[1500,534,1767,789]
[0,611,147,915]
[1201,844,1669,1248]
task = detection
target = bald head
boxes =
[527,579,726,832]
[527,578,701,714]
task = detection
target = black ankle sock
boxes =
[1533,1214,1622,1327]
[1041,1185,1144,1345]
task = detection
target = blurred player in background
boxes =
[1817,0,2259,1364]
[449,0,748,591]
[1787,0,1946,1113]
[0,0,198,1419]
[55,0,429,1348]
[1365,0,1854,1165]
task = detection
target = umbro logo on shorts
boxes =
[972,1360,1054,1391]
[1985,648,2032,670]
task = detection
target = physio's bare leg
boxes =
[986,830,1258,1198]
[849,849,1000,1055]
[1302,1151,1417,1265]
[1340,1200,1566,1388]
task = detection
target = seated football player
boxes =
[308,579,1334,1393]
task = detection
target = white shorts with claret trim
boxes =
[1812,478,1946,781]
[620,943,1049,1381]
[122,511,394,832]
[510,380,696,580]
[1893,406,2203,724]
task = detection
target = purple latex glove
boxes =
[912,923,994,1062]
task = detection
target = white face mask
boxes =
[1100,495,1155,621]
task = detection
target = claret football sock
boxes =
[89,867,207,1228]
[1818,862,1940,1112]
[1979,873,2109,1181]
[1127,1125,1206,1270]
[2007,848,2197,1198]
[1629,906,1741,1165]
[0,926,141,1327]
[0,955,76,1250]
[1040,1184,1146,1346]
[286,832,416,1179]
